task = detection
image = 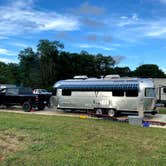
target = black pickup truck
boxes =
[0,87,51,112]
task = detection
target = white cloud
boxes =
[113,55,126,65]
[135,21,166,38]
[78,44,112,51]
[162,68,166,74]
[0,0,80,38]
[112,14,166,41]
[132,13,139,21]
[70,2,105,16]
[159,0,166,4]
[0,57,17,63]
[145,25,166,37]
[117,14,140,27]
[0,48,16,56]
[9,42,30,48]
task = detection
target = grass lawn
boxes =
[0,112,166,166]
[158,107,166,114]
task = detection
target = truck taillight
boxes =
[35,96,39,101]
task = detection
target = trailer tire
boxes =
[63,109,72,112]
[96,109,103,115]
[107,109,117,117]
[22,102,32,112]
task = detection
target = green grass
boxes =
[0,112,166,166]
[158,107,166,114]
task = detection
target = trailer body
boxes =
[53,77,156,116]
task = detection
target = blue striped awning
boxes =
[56,81,139,91]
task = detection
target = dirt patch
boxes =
[0,130,28,161]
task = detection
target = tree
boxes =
[113,67,131,77]
[95,54,115,76]
[134,64,165,78]
[6,63,21,85]
[0,62,21,85]
[58,51,73,80]
[0,62,9,84]
[37,40,64,89]
[69,52,97,77]
[18,47,41,87]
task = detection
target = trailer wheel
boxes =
[96,109,103,115]
[22,102,32,112]
[107,109,116,117]
[64,109,72,112]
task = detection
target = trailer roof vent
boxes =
[73,75,88,79]
[86,78,98,80]
[104,75,120,79]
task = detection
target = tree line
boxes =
[0,40,165,90]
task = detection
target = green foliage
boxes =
[57,51,115,80]
[18,47,41,88]
[133,64,165,78]
[0,62,20,85]
[95,54,115,76]
[113,66,131,77]
[37,40,64,89]
[0,40,165,89]
[158,108,166,114]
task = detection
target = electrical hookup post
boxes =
[138,98,144,118]
[128,99,144,126]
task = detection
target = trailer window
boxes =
[163,88,166,93]
[145,88,155,97]
[126,90,138,97]
[62,89,71,96]
[112,90,124,96]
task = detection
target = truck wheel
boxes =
[22,102,32,112]
[5,104,11,109]
[38,105,45,110]
[96,109,103,115]
[107,109,117,117]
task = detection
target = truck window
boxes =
[145,88,155,97]
[19,87,33,94]
[62,89,71,96]
[6,88,19,95]
[112,90,124,96]
[163,87,166,93]
[52,88,57,96]
[126,90,138,97]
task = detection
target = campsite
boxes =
[1,0,166,165]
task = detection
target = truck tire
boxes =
[38,105,45,110]
[22,102,32,112]
[5,104,11,109]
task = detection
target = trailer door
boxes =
[144,88,156,110]
[124,90,139,111]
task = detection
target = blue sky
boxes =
[0,0,166,72]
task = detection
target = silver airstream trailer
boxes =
[53,76,157,117]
